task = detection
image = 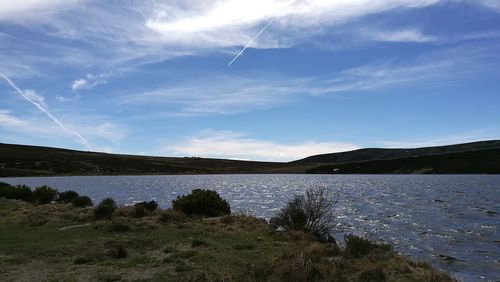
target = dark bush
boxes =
[0,184,33,202]
[172,189,230,217]
[133,200,158,217]
[57,190,79,203]
[344,235,391,258]
[32,185,58,205]
[277,187,338,242]
[106,242,127,259]
[135,200,158,212]
[13,185,33,202]
[94,198,117,220]
[0,182,13,198]
[72,196,93,208]
[191,239,209,248]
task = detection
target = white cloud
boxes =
[145,0,441,48]
[0,0,79,21]
[0,0,445,72]
[479,0,500,11]
[71,72,110,91]
[121,74,296,115]
[0,110,28,127]
[165,130,359,161]
[370,28,436,42]
[0,109,126,147]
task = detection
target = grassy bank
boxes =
[0,197,453,282]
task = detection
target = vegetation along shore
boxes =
[0,182,454,281]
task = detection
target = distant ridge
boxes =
[292,140,500,165]
[1,140,499,177]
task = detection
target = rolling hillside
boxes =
[292,140,500,165]
[0,143,304,177]
[1,140,499,176]
[307,148,500,174]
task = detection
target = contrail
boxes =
[228,17,277,66]
[0,73,91,149]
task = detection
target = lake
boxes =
[1,174,499,281]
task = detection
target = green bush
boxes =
[0,182,12,198]
[0,183,33,202]
[72,196,93,208]
[94,198,117,220]
[344,235,391,258]
[32,185,58,205]
[57,190,79,203]
[172,189,230,217]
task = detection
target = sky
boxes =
[0,0,499,161]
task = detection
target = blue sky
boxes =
[1,0,499,161]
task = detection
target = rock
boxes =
[486,210,498,216]
[436,254,462,262]
[276,226,286,232]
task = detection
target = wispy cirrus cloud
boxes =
[72,72,111,91]
[0,0,448,74]
[164,130,359,161]
[0,108,127,147]
[0,0,79,22]
[121,42,500,116]
[369,28,436,43]
[2,0,499,77]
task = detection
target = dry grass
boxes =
[0,198,455,281]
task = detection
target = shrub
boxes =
[13,185,33,202]
[0,182,13,198]
[0,184,33,202]
[138,200,158,212]
[72,196,93,208]
[277,187,338,242]
[172,189,230,217]
[57,190,79,203]
[191,239,209,248]
[106,242,127,259]
[344,235,391,258]
[94,198,117,220]
[32,185,58,205]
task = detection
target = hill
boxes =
[292,140,500,165]
[307,148,500,174]
[0,143,304,177]
[1,140,499,176]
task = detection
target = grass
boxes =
[0,198,454,281]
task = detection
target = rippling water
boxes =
[2,174,499,281]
